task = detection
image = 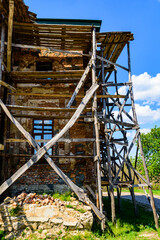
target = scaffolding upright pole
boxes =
[92,27,104,230]
[101,48,116,224]
[127,42,159,229]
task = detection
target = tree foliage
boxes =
[135,126,160,182]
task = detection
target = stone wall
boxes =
[1,48,96,195]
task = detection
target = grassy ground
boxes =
[122,188,160,196]
[62,197,160,240]
[2,197,159,240]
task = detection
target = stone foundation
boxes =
[0,193,93,239]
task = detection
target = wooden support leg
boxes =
[92,27,105,230]
[110,187,116,224]
[117,187,122,213]
[129,187,139,216]
[138,135,159,229]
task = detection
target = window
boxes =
[36,62,52,71]
[33,119,54,156]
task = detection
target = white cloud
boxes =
[140,128,151,134]
[118,86,127,95]
[132,72,160,103]
[132,104,160,124]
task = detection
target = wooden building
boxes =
[0,0,159,229]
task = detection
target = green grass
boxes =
[77,208,86,213]
[66,204,74,209]
[0,230,5,240]
[52,192,71,201]
[61,197,159,240]
[8,205,21,216]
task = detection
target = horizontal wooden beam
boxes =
[5,138,96,143]
[6,105,92,112]
[132,183,151,188]
[0,153,94,159]
[15,79,80,84]
[11,70,84,79]
[0,40,90,57]
[102,82,132,87]
[0,113,86,119]
[100,117,139,128]
[9,92,126,99]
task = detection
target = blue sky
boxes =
[25,0,160,137]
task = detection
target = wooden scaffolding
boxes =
[0,0,159,230]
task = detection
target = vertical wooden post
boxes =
[127,42,159,229]
[101,48,116,224]
[138,136,159,229]
[92,27,104,230]
[7,0,14,72]
[0,15,5,81]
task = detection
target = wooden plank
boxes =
[67,58,92,108]
[7,0,14,72]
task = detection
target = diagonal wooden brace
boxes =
[0,83,105,220]
[67,58,92,108]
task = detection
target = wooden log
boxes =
[7,0,14,72]
[67,58,92,108]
